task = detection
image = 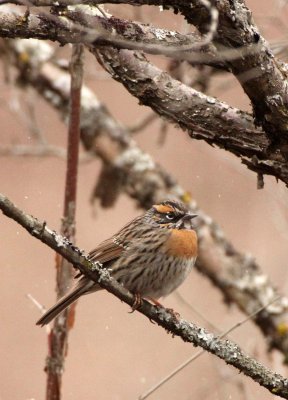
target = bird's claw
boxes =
[129,293,143,313]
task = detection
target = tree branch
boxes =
[56,0,288,144]
[4,0,283,146]
[2,7,288,184]
[0,7,226,67]
[58,0,287,145]
[92,46,288,186]
[1,192,288,399]
[3,38,288,357]
[173,0,288,145]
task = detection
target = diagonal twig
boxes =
[139,295,282,399]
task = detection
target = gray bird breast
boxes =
[113,253,196,299]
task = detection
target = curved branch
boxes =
[0,8,223,66]
[1,8,287,184]
[1,192,288,399]
[5,0,284,145]
[174,0,288,145]
[93,46,288,186]
[61,0,288,145]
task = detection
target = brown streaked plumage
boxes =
[36,200,198,326]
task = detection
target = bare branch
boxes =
[93,46,288,186]
[1,192,288,399]
[171,0,288,145]
[5,0,285,143]
[6,0,282,147]
[3,4,287,152]
[0,8,220,63]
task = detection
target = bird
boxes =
[36,200,198,326]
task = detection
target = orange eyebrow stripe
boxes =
[164,229,198,259]
[153,204,174,214]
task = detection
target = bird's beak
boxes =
[177,213,198,229]
[183,213,197,221]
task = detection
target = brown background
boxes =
[1,1,288,399]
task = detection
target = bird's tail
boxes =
[36,277,97,326]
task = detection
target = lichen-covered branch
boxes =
[1,192,288,399]
[3,38,288,358]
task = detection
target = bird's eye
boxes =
[165,213,175,220]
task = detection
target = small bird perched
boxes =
[37,200,198,326]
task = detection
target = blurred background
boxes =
[1,0,288,399]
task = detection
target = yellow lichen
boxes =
[181,191,192,204]
[277,322,288,336]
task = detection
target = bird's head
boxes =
[148,200,197,229]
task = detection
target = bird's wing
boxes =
[37,224,143,326]
[88,215,145,265]
[88,237,125,264]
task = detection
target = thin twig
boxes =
[173,291,219,331]
[26,292,47,314]
[26,293,51,334]
[139,295,282,400]
[0,144,94,162]
[127,112,158,134]
[193,0,219,49]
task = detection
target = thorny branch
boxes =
[1,192,288,399]
[3,38,288,358]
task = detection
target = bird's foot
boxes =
[129,293,143,313]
